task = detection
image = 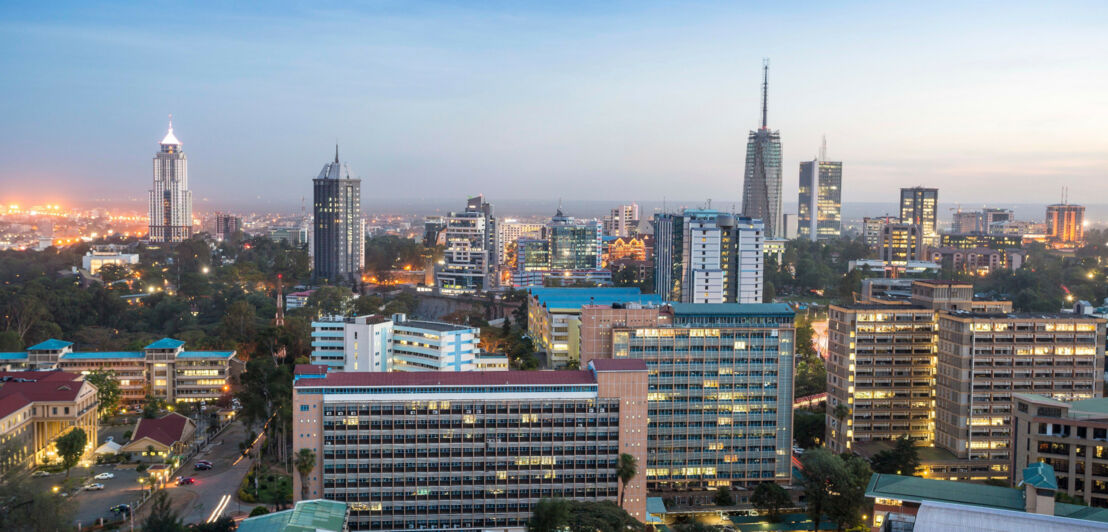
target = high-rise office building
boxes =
[436,195,497,293]
[213,213,242,241]
[548,210,602,271]
[797,143,842,242]
[310,315,393,372]
[291,360,650,528]
[951,208,1012,235]
[742,61,783,239]
[148,118,193,243]
[654,209,763,304]
[879,223,923,264]
[899,187,939,246]
[862,216,898,249]
[604,204,640,238]
[496,221,544,265]
[508,210,609,288]
[1046,203,1085,247]
[313,147,364,285]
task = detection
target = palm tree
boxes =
[616,453,638,509]
[294,448,316,501]
[832,403,850,431]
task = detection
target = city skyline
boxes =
[2,2,1107,208]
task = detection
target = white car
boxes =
[31,470,50,478]
[84,483,104,491]
[94,472,114,480]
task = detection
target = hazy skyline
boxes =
[1,1,1106,210]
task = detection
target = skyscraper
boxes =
[797,140,842,242]
[899,187,939,246]
[1046,203,1085,247]
[603,203,640,237]
[742,60,783,239]
[654,209,763,304]
[312,146,364,285]
[436,195,496,293]
[148,117,193,243]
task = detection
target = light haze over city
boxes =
[1,1,1106,210]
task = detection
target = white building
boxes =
[436,195,496,294]
[496,220,544,265]
[391,314,486,372]
[604,203,640,237]
[310,315,393,372]
[82,246,139,275]
[654,210,764,304]
[148,118,193,243]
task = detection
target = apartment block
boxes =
[0,338,236,405]
[611,303,796,498]
[311,315,393,371]
[527,287,663,368]
[1012,393,1108,506]
[653,210,764,304]
[0,371,98,474]
[935,312,1105,477]
[291,360,649,530]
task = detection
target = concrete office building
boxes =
[148,118,193,243]
[900,187,939,246]
[310,314,501,373]
[437,195,497,294]
[0,371,99,474]
[291,359,650,530]
[604,204,640,238]
[507,210,608,288]
[1046,203,1085,247]
[608,303,796,499]
[311,315,394,372]
[654,209,764,304]
[879,223,924,264]
[213,213,242,241]
[527,287,663,368]
[934,312,1105,478]
[797,145,842,242]
[496,221,544,265]
[572,304,674,369]
[313,147,364,285]
[0,338,235,405]
[81,245,139,275]
[391,314,488,372]
[1012,393,1108,506]
[863,216,898,249]
[742,61,784,239]
[951,208,1013,235]
[940,233,1023,251]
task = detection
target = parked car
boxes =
[111,504,131,515]
[194,462,212,471]
[178,477,195,485]
[30,470,50,478]
[84,483,105,491]
[94,472,114,480]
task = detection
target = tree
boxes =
[308,286,353,317]
[713,485,734,506]
[800,448,871,532]
[85,369,122,416]
[0,476,77,531]
[143,396,165,418]
[295,448,317,500]
[751,482,791,522]
[870,436,920,476]
[189,517,236,532]
[222,299,257,341]
[144,490,184,532]
[565,500,644,532]
[98,263,132,283]
[616,452,638,510]
[528,498,570,532]
[793,409,826,449]
[249,506,271,516]
[55,428,87,478]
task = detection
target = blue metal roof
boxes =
[145,338,186,350]
[1021,462,1058,491]
[0,352,28,360]
[669,302,796,317]
[178,351,235,359]
[27,339,73,351]
[528,287,663,310]
[62,351,145,360]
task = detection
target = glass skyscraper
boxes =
[742,61,783,239]
[148,118,193,243]
[313,146,364,285]
[899,187,939,247]
[798,156,843,242]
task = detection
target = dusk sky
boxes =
[1,1,1106,211]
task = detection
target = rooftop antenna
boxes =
[820,135,827,161]
[335,143,340,164]
[760,58,769,129]
[707,198,712,210]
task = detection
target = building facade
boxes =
[214,213,242,241]
[863,216,898,249]
[437,195,497,294]
[496,221,544,265]
[1046,203,1085,247]
[1012,393,1108,507]
[82,245,139,275]
[604,204,640,238]
[653,210,764,304]
[742,63,783,239]
[291,360,650,530]
[797,158,842,242]
[313,147,364,285]
[899,187,939,246]
[311,315,394,372]
[310,314,500,373]
[148,118,193,243]
[879,223,924,264]
[0,370,98,474]
[527,287,663,368]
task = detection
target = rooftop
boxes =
[27,339,73,351]
[178,351,235,359]
[295,369,597,389]
[145,338,186,350]
[61,351,145,360]
[589,358,649,372]
[913,501,1108,532]
[238,499,348,532]
[0,371,87,405]
[0,352,28,360]
[668,302,795,317]
[1021,462,1058,491]
[528,287,663,311]
[395,319,474,332]
[129,413,193,447]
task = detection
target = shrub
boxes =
[123,430,133,440]
[249,506,269,517]
[136,463,148,473]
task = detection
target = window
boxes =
[300,405,310,412]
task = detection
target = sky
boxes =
[1,1,1106,212]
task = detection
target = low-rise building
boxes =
[1012,393,1108,506]
[82,245,139,275]
[527,287,663,368]
[0,371,98,474]
[121,412,197,461]
[291,360,649,530]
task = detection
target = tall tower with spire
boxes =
[148,116,193,243]
[741,60,784,238]
[312,145,364,285]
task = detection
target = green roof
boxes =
[1021,462,1058,491]
[145,338,185,350]
[237,499,348,532]
[1055,503,1108,523]
[866,473,1025,511]
[1069,397,1108,416]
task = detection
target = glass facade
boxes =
[798,159,842,242]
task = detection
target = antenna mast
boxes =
[760,58,769,129]
[820,135,827,161]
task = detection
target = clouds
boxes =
[0,1,1106,209]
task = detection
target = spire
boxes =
[760,58,769,130]
[334,144,340,164]
[160,114,181,145]
[820,135,827,161]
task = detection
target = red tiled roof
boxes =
[131,413,191,447]
[295,370,597,388]
[590,358,648,371]
[0,393,31,420]
[0,371,86,403]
